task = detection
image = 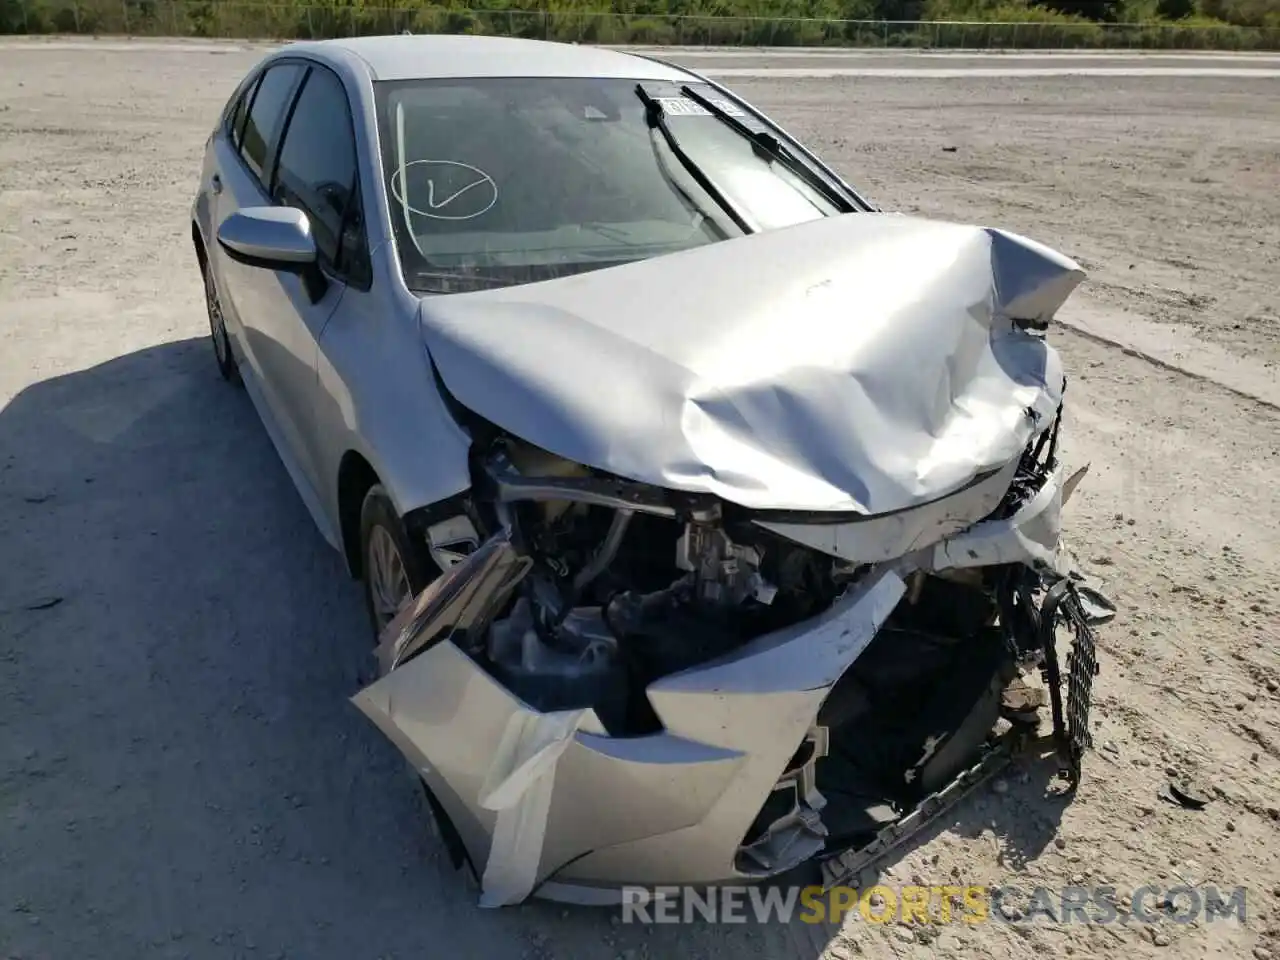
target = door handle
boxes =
[210,173,223,195]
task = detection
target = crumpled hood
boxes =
[417,213,1083,515]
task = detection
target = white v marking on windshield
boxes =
[426,178,487,209]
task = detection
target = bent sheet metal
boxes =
[418,214,1082,515]
[352,211,1113,907]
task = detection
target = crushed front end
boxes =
[352,406,1114,907]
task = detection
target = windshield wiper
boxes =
[409,269,512,293]
[634,84,753,235]
[678,85,855,214]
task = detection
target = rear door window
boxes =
[239,63,304,186]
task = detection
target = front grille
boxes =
[1038,577,1100,785]
[1063,590,1099,779]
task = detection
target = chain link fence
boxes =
[3,1,1277,49]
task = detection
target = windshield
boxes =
[374,77,854,294]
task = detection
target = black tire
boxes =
[418,776,479,884]
[201,254,240,385]
[358,484,437,643]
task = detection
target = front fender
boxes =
[314,297,474,540]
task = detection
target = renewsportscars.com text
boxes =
[619,884,1250,926]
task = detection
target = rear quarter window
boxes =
[239,63,305,185]
[225,74,260,149]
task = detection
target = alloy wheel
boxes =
[367,524,413,633]
[204,265,230,367]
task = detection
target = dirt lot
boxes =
[1,40,1278,960]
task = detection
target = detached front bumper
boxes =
[355,553,908,905]
[353,422,1112,907]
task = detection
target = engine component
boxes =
[503,440,594,524]
[565,509,633,609]
[486,597,630,732]
[676,522,776,607]
[804,622,1013,851]
[736,727,830,876]
[604,580,744,686]
[426,514,481,570]
[599,525,784,688]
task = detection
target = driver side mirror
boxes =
[217,206,327,302]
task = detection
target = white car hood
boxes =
[417,213,1083,515]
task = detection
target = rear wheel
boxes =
[201,256,239,384]
[359,484,437,642]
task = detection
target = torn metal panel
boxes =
[419,214,1080,515]
[736,726,830,876]
[646,568,905,710]
[528,569,905,889]
[535,732,746,888]
[987,227,1086,323]
[352,424,1109,906]
[929,466,1068,575]
[754,457,1021,566]
[354,485,1110,903]
[374,529,532,673]
[477,708,589,907]
[353,209,1103,907]
[354,564,906,898]
[353,638,537,879]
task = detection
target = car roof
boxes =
[284,34,697,82]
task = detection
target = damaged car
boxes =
[191,34,1114,908]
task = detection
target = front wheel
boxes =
[202,258,240,384]
[359,484,437,642]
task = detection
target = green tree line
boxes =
[2,0,1277,47]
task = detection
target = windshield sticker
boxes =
[708,97,747,117]
[657,97,711,117]
[657,96,748,118]
[390,159,498,221]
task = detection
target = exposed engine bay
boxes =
[359,405,1114,907]
[475,441,856,739]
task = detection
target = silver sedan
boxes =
[191,34,1111,907]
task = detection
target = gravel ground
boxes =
[1,41,1278,960]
